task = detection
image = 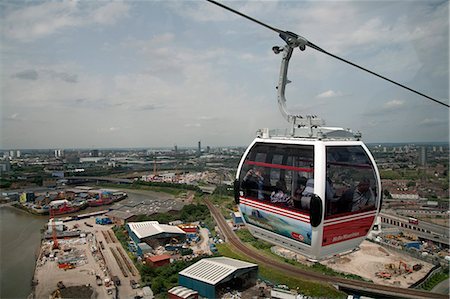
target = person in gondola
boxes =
[351,178,375,212]
[270,179,292,206]
[339,178,375,213]
[242,167,265,200]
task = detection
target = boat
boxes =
[49,199,81,215]
[87,192,114,207]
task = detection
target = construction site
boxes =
[32,216,142,299]
[321,241,434,288]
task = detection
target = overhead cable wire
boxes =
[206,0,449,108]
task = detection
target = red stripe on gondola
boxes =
[240,197,310,218]
[324,210,377,224]
[245,160,313,172]
[242,201,310,223]
[240,197,310,223]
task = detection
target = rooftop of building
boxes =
[179,257,258,285]
[127,221,186,239]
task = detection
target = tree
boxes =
[407,181,416,187]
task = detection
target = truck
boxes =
[96,275,102,286]
[95,217,112,225]
[112,275,121,286]
[408,217,419,225]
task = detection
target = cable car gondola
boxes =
[234,39,382,260]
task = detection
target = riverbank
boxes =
[0,206,48,299]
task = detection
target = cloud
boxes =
[419,118,447,127]
[197,116,218,121]
[363,99,407,116]
[2,1,129,42]
[97,127,120,133]
[382,99,405,110]
[316,90,343,99]
[47,70,78,83]
[184,123,201,128]
[138,104,163,111]
[90,2,129,25]
[13,70,38,80]
[12,68,78,83]
[4,113,22,121]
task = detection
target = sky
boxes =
[1,0,448,149]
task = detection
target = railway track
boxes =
[204,199,446,299]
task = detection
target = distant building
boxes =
[91,149,99,157]
[0,160,11,173]
[390,191,419,200]
[54,149,64,158]
[419,146,427,166]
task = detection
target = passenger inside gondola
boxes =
[270,179,292,206]
[292,176,307,209]
[339,178,375,213]
[242,167,265,200]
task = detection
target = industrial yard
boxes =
[32,217,141,299]
[322,241,434,288]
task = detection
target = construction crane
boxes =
[50,208,59,250]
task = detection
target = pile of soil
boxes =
[58,285,93,298]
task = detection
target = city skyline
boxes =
[1,1,448,149]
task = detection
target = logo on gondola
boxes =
[291,232,304,241]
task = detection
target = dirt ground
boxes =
[33,217,141,299]
[321,241,433,288]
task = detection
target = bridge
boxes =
[64,176,134,184]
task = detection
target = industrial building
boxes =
[126,221,186,248]
[106,210,136,225]
[168,286,198,299]
[178,257,258,298]
[145,254,171,268]
[231,211,244,226]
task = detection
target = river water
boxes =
[0,206,47,299]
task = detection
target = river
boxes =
[0,206,47,299]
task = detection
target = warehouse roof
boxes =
[168,286,198,299]
[179,257,257,285]
[106,209,135,220]
[127,221,185,239]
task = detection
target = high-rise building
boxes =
[419,146,427,166]
[54,149,64,158]
[16,150,21,158]
[91,150,99,157]
[197,141,201,157]
[174,145,178,154]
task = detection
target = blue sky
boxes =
[1,0,448,149]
